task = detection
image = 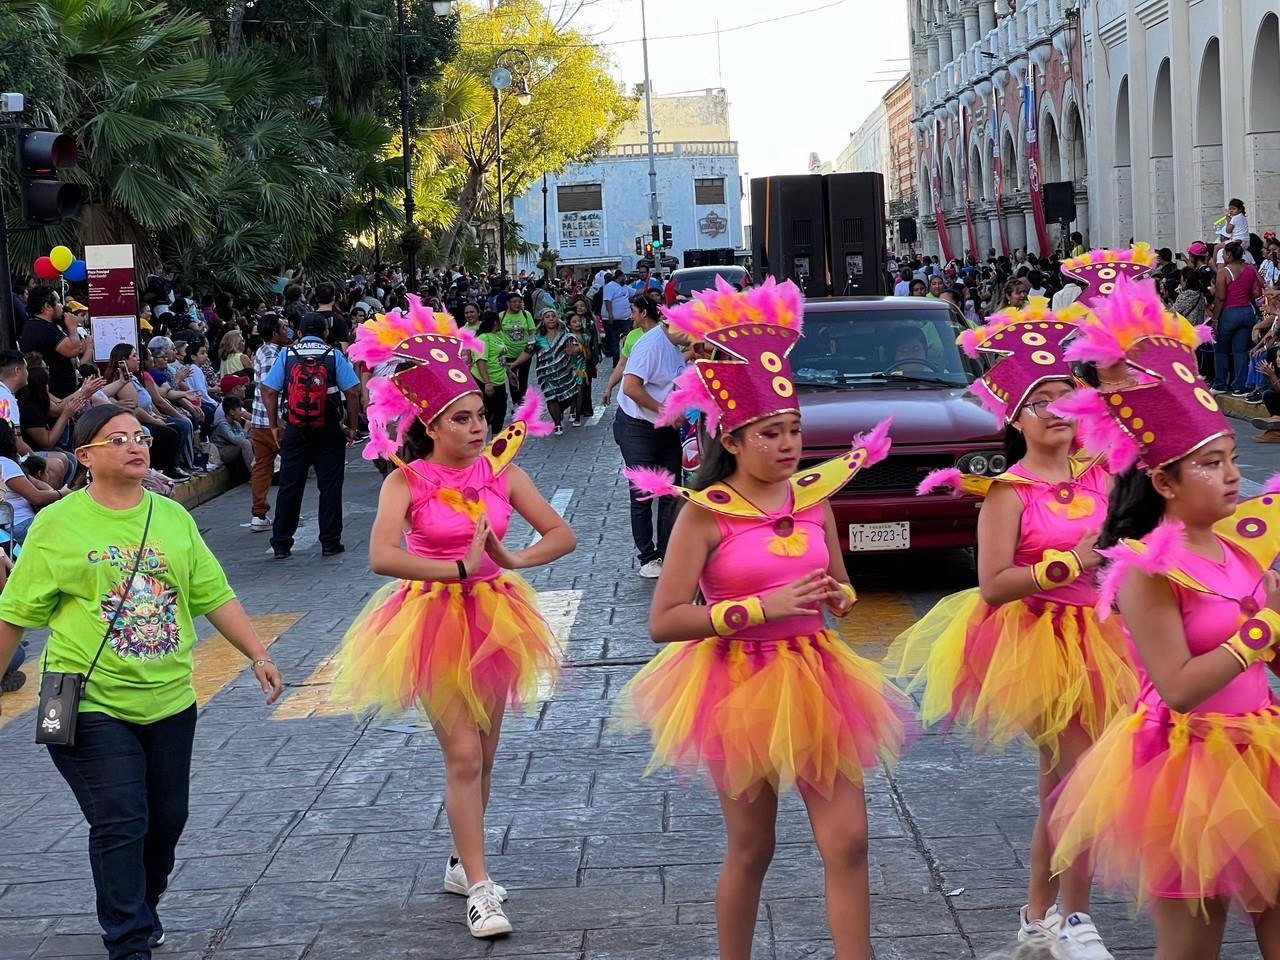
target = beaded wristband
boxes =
[1220,608,1280,669]
[1030,549,1083,592]
[709,596,767,637]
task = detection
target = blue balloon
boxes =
[65,258,87,282]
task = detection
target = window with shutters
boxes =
[557,183,602,211]
[694,177,726,205]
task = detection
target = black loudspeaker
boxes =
[898,217,918,244]
[708,248,735,265]
[825,172,888,296]
[750,175,827,298]
[1042,181,1076,223]
[683,249,707,268]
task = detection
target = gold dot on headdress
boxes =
[728,330,739,339]
[1021,331,1047,346]
[727,399,737,410]
[1195,387,1219,412]
[1110,394,1123,406]
[1142,431,1155,443]
[431,348,449,362]
[773,376,793,398]
[449,369,468,383]
[1099,282,1115,295]
[1132,417,1144,429]
[761,351,783,373]
[1031,350,1056,366]
[711,379,722,390]
[719,389,730,400]
[1120,406,1132,417]
[1097,267,1117,280]
[1172,361,1197,384]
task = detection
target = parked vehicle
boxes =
[669,265,749,300]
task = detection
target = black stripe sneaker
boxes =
[466,880,512,938]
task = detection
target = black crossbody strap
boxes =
[83,495,155,686]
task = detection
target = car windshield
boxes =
[790,307,983,388]
[674,268,745,298]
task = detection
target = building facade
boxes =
[909,0,1088,260]
[511,89,743,275]
[1082,2,1279,249]
[885,75,919,243]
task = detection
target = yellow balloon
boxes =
[49,246,74,272]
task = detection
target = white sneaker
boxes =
[638,559,663,579]
[466,880,511,938]
[1055,912,1114,960]
[248,517,271,533]
[444,857,507,901]
[1018,904,1062,944]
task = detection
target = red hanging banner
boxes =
[930,120,954,262]
[960,107,979,261]
[991,90,1011,257]
[1024,66,1052,256]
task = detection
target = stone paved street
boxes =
[3,404,1279,960]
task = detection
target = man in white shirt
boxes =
[613,309,687,578]
[893,269,912,297]
[601,269,633,366]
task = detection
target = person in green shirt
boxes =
[0,404,283,960]
[471,309,508,436]
[498,291,536,407]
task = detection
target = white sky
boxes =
[571,0,911,179]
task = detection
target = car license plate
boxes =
[848,522,910,551]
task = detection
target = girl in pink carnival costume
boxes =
[888,289,1142,959]
[1048,273,1280,959]
[332,296,576,939]
[619,276,914,960]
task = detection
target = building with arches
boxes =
[1083,2,1280,249]
[908,0,1087,260]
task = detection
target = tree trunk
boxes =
[228,0,246,52]
[440,165,484,265]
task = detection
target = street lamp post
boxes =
[396,0,416,293]
[490,48,532,277]
[541,171,550,275]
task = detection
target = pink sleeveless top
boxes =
[698,492,828,641]
[1007,462,1108,607]
[401,458,513,582]
[1136,537,1273,718]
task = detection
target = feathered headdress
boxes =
[1052,274,1225,471]
[658,276,804,434]
[1059,243,1157,312]
[349,294,485,461]
[956,297,1084,422]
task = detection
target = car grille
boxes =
[799,453,958,493]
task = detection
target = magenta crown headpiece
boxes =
[658,276,804,435]
[957,298,1084,422]
[348,294,484,461]
[1056,275,1224,471]
[1060,242,1156,312]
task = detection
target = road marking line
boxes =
[528,488,574,548]
[271,589,582,721]
[836,591,920,649]
[585,407,607,427]
[0,613,305,731]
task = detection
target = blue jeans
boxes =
[612,410,682,564]
[1213,306,1257,392]
[47,705,196,960]
[163,415,195,468]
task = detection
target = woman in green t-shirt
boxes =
[0,404,284,959]
[471,309,508,436]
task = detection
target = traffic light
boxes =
[17,128,82,225]
[644,241,654,257]
[662,223,672,247]
[634,236,643,255]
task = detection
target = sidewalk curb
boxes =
[174,466,233,509]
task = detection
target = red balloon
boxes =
[34,256,59,280]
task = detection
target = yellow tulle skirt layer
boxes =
[886,588,1136,766]
[618,630,916,800]
[1050,702,1280,911]
[331,574,560,733]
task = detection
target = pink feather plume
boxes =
[363,377,417,461]
[970,381,1012,420]
[513,389,555,437]
[1050,387,1141,473]
[623,466,680,501]
[349,293,478,368]
[1095,518,1186,619]
[660,275,803,343]
[657,365,721,432]
[853,417,893,468]
[917,467,963,497]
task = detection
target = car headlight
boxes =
[967,454,989,476]
[988,453,1007,474]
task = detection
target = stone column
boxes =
[1124,2,1151,242]
[978,0,995,36]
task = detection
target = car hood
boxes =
[796,385,1002,447]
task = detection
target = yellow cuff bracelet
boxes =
[1221,608,1280,669]
[710,596,767,637]
[1031,549,1083,592]
[836,581,858,617]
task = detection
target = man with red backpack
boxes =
[258,314,362,560]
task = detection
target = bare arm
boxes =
[976,483,1041,605]
[601,354,628,404]
[203,598,283,703]
[647,504,721,643]
[6,472,64,507]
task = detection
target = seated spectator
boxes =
[0,419,66,542]
[219,330,252,379]
[211,390,254,470]
[109,343,193,481]
[17,365,102,453]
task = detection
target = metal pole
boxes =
[541,171,549,275]
[495,85,506,275]
[397,0,416,293]
[640,0,659,231]
[0,125,13,351]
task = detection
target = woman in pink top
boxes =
[332,298,575,939]
[1050,275,1280,958]
[1210,240,1265,396]
[891,295,1135,956]
[621,278,912,960]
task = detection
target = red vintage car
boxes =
[791,297,1004,552]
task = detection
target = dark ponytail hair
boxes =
[1002,423,1026,463]
[1097,462,1180,549]
[403,418,433,461]
[690,424,738,491]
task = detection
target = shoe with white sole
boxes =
[1054,912,1113,960]
[1018,904,1061,944]
[248,516,271,533]
[466,880,511,938]
[638,559,663,579]
[444,856,507,901]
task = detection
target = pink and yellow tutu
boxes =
[1050,701,1280,912]
[888,588,1136,765]
[333,573,560,732]
[620,630,915,799]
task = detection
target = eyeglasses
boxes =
[78,432,153,451]
[1020,399,1063,420]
